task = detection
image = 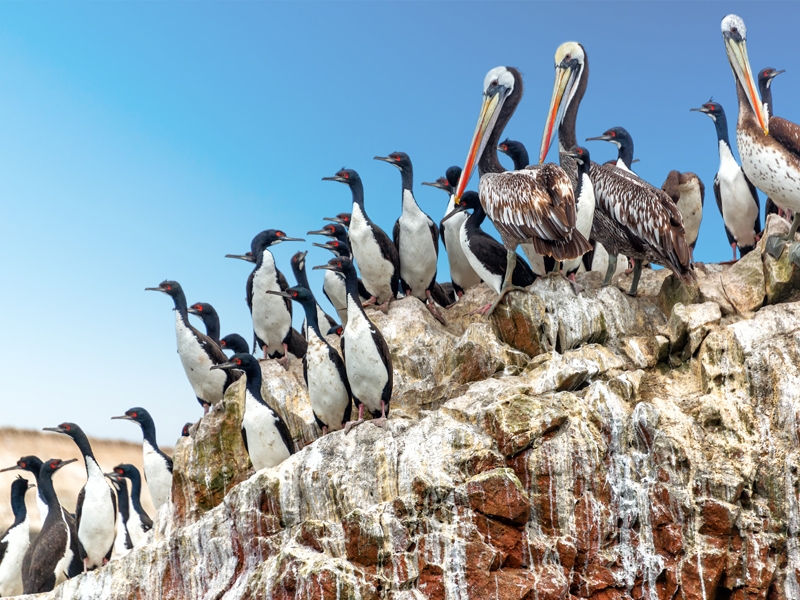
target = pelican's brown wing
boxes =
[480,165,589,261]
[769,117,800,161]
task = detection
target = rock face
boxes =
[27,237,800,600]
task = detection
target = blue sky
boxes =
[1,2,796,444]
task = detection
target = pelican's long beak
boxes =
[724,34,768,135]
[539,65,575,164]
[453,87,509,201]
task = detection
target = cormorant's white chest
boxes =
[35,492,49,525]
[77,458,117,568]
[397,190,437,299]
[459,222,503,295]
[143,440,172,510]
[718,141,759,247]
[175,313,227,403]
[349,204,394,302]
[323,270,349,325]
[442,197,482,289]
[242,390,291,471]
[251,253,292,352]
[343,298,387,412]
[0,519,30,596]
[738,129,800,212]
[126,504,148,548]
[563,172,596,274]
[305,333,350,431]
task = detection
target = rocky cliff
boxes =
[24,218,800,600]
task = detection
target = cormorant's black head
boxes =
[374,152,412,174]
[758,67,785,89]
[290,251,308,271]
[111,407,152,426]
[566,145,591,166]
[188,302,218,320]
[43,422,85,440]
[250,230,305,254]
[145,280,183,297]
[11,475,35,496]
[0,455,42,474]
[322,169,360,187]
[421,176,452,193]
[586,127,631,146]
[442,190,480,221]
[112,463,139,480]
[283,286,315,304]
[327,325,343,337]
[323,213,352,227]
[210,352,260,375]
[312,238,351,257]
[690,100,725,122]
[307,223,347,239]
[312,256,355,275]
[40,458,78,476]
[181,423,193,437]
[219,333,250,354]
[445,166,462,189]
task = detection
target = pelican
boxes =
[539,42,694,295]
[451,66,590,315]
[721,15,800,264]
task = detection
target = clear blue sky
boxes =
[1,2,796,444]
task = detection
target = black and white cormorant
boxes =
[497,139,530,169]
[104,472,132,559]
[540,42,693,295]
[691,100,761,260]
[289,250,339,333]
[0,476,34,597]
[1,456,48,523]
[720,15,800,265]
[561,146,597,278]
[181,423,192,437]
[187,302,221,344]
[314,257,392,430]
[226,230,307,368]
[43,423,116,571]
[661,170,705,259]
[322,169,400,313]
[757,68,787,221]
[146,280,240,413]
[111,407,173,511]
[219,333,251,355]
[375,152,446,323]
[211,354,294,470]
[21,458,82,594]
[267,286,352,434]
[452,66,590,314]
[586,127,636,173]
[443,191,536,315]
[423,167,487,292]
[309,233,369,326]
[110,464,152,548]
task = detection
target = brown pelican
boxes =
[450,66,590,315]
[539,42,694,295]
[721,15,800,264]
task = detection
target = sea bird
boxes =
[0,476,35,597]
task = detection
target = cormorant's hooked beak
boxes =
[0,465,18,472]
[689,106,710,114]
[422,178,451,192]
[585,133,612,142]
[42,426,68,435]
[225,253,256,263]
[104,472,122,482]
[265,290,293,299]
[312,241,337,252]
[313,264,338,272]
[307,228,332,236]
[322,175,347,183]
[323,216,347,225]
[144,286,168,294]
[373,155,401,169]
[539,62,578,163]
[723,28,768,135]
[442,203,468,223]
[454,84,510,202]
[110,414,133,421]
[27,482,35,490]
[52,458,79,471]
[273,236,305,244]
[210,361,239,371]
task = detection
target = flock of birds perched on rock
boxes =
[2,13,800,596]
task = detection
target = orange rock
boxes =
[466,468,531,525]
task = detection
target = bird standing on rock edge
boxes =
[314,256,392,431]
[323,169,400,313]
[0,476,35,597]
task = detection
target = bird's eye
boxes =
[565,54,571,61]
[51,462,57,469]
[132,412,138,418]
[731,26,737,33]
[277,232,284,237]
[19,462,26,468]
[235,358,242,365]
[292,292,298,297]
[166,285,171,291]
[343,172,349,179]
[610,131,616,137]
[64,425,71,431]
[491,79,498,87]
